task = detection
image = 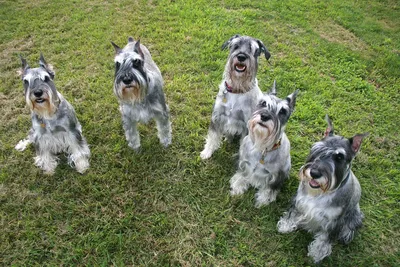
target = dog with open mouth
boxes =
[15,55,90,175]
[277,115,368,263]
[200,35,271,159]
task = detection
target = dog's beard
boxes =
[115,82,145,103]
[27,90,58,119]
[248,115,279,152]
[224,56,257,93]
[299,164,332,195]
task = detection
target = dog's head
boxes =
[222,35,270,93]
[112,37,148,103]
[300,115,368,193]
[19,54,59,119]
[248,81,298,152]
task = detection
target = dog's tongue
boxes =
[235,64,246,71]
[309,179,320,188]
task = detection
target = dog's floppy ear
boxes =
[134,39,144,59]
[128,37,134,43]
[324,114,334,137]
[111,41,122,55]
[39,53,55,79]
[287,89,299,112]
[19,55,30,77]
[349,133,369,154]
[221,34,240,50]
[255,39,271,61]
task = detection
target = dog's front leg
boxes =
[307,232,332,263]
[15,129,35,151]
[155,110,172,147]
[122,113,141,151]
[34,150,58,175]
[200,121,222,159]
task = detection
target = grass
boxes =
[0,0,399,265]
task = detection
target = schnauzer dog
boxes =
[111,37,171,151]
[277,115,368,263]
[200,35,271,159]
[15,55,90,175]
[230,82,299,207]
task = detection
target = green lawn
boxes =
[1,0,399,266]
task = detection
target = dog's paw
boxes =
[128,142,141,152]
[307,239,332,263]
[200,149,212,160]
[277,217,298,233]
[74,158,90,174]
[255,190,278,208]
[15,139,31,151]
[160,137,171,148]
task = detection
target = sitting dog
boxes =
[277,115,368,263]
[200,35,270,159]
[111,37,171,151]
[15,55,90,175]
[230,82,298,207]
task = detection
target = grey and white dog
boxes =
[200,35,270,159]
[111,37,171,151]
[277,115,368,263]
[230,82,298,207]
[15,55,90,175]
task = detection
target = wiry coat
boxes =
[112,37,171,150]
[277,116,367,263]
[15,55,90,175]
[200,35,270,159]
[230,85,298,207]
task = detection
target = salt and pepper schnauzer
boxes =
[15,55,90,175]
[111,37,171,151]
[230,82,299,207]
[277,115,368,263]
[200,35,270,159]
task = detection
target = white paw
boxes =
[255,190,278,208]
[200,149,212,160]
[307,239,332,263]
[74,157,90,174]
[128,142,141,152]
[15,139,31,151]
[160,137,171,147]
[34,156,57,175]
[277,218,298,233]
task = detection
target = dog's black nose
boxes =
[237,54,247,62]
[122,77,133,84]
[260,114,271,122]
[33,90,43,97]
[310,169,322,179]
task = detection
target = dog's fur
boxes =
[112,37,171,151]
[200,35,271,159]
[15,55,90,175]
[277,115,368,263]
[230,82,298,207]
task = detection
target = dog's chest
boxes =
[32,119,74,152]
[296,189,343,231]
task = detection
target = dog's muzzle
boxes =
[234,53,248,72]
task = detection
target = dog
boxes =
[277,115,368,263]
[15,54,90,175]
[111,37,171,151]
[230,82,299,207]
[200,35,271,159]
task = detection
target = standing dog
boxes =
[230,82,298,207]
[15,55,90,175]
[200,35,270,159]
[277,115,368,263]
[111,37,171,151]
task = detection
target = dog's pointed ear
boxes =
[111,41,122,55]
[221,34,240,50]
[19,55,30,76]
[39,53,55,79]
[255,39,271,61]
[324,114,334,137]
[134,39,144,59]
[287,89,299,112]
[269,80,277,95]
[128,37,134,43]
[349,133,369,154]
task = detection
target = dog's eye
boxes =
[334,153,344,161]
[279,108,287,116]
[23,80,29,86]
[115,62,121,69]
[233,44,239,50]
[44,76,50,82]
[260,100,266,107]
